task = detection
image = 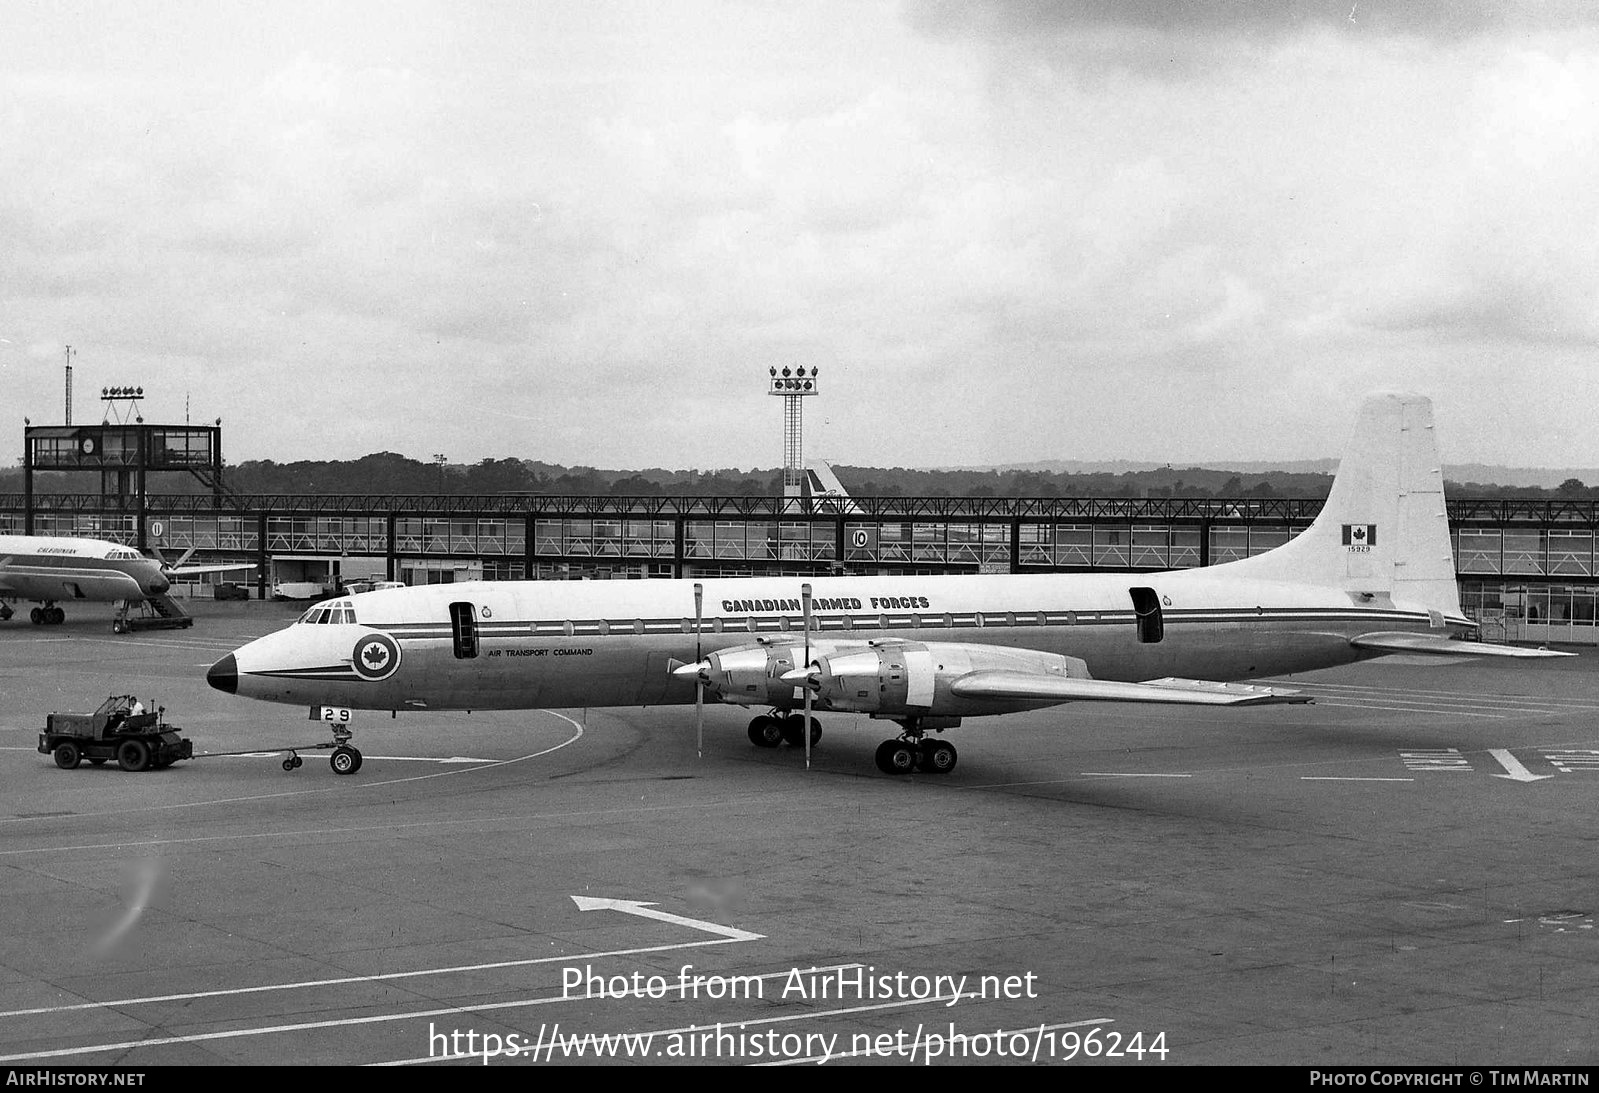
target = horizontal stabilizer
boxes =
[1351,632,1577,658]
[949,671,1310,706]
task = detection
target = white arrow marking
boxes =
[572,895,764,942]
[1489,748,1553,783]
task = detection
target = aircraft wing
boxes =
[948,671,1310,706]
[1351,632,1577,658]
[166,563,258,578]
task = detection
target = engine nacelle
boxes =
[803,641,1083,717]
[697,640,867,707]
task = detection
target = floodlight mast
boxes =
[767,365,820,502]
[100,384,145,425]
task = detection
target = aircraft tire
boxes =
[874,740,918,775]
[781,715,821,747]
[30,608,42,625]
[748,716,784,748]
[920,739,957,774]
[49,607,64,624]
[117,739,151,773]
[54,743,81,770]
[330,746,359,775]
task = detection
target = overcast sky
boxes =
[4,1,1597,471]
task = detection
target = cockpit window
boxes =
[109,548,142,561]
[297,599,356,625]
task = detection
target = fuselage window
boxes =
[1129,587,1164,644]
[450,601,479,659]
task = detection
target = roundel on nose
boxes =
[351,633,401,681]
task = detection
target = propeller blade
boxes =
[693,581,705,759]
[801,582,813,770]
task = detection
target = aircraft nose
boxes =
[207,654,238,694]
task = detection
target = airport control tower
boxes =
[21,386,235,548]
[768,365,819,503]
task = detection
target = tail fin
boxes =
[1223,393,1461,616]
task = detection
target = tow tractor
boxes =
[39,695,194,771]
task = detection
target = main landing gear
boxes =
[874,722,958,776]
[29,603,65,625]
[747,711,822,749]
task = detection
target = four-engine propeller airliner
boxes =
[0,535,251,630]
[207,394,1571,775]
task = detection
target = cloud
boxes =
[1332,47,1599,346]
[906,0,1599,43]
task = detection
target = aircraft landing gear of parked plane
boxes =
[747,712,821,749]
[874,726,958,776]
[29,603,65,625]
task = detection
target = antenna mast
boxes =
[64,345,75,425]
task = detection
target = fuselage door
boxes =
[1129,587,1164,644]
[449,602,479,659]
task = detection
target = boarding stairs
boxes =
[114,593,194,633]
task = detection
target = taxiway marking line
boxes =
[0,946,821,1022]
[1305,699,1508,718]
[380,991,999,1067]
[759,1017,1116,1066]
[1488,748,1554,782]
[198,752,497,764]
[1300,776,1415,782]
[1080,772,1192,778]
[0,710,588,829]
[1261,679,1599,711]
[2,964,883,1065]
[573,895,763,942]
[36,636,239,651]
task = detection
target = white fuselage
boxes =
[0,535,168,605]
[211,569,1468,712]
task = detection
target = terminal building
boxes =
[4,419,1597,645]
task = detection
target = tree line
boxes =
[4,454,1595,500]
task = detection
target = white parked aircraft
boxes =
[207,394,1570,775]
[0,535,250,629]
